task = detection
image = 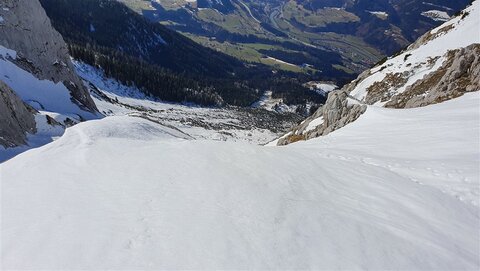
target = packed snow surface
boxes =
[2,93,479,269]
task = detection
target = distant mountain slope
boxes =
[121,0,470,75]
[297,0,472,52]
[41,0,328,109]
[40,0,244,77]
[277,1,480,145]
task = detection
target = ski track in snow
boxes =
[1,93,479,269]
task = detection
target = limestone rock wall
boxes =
[0,80,36,148]
[277,91,366,146]
[0,0,97,112]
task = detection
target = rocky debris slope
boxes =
[0,0,96,112]
[0,80,36,147]
[277,2,480,146]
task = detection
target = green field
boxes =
[282,0,359,27]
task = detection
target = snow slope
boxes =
[2,93,478,269]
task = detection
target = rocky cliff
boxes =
[0,80,36,148]
[0,0,97,112]
[0,0,99,149]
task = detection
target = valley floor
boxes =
[1,93,479,269]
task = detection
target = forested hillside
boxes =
[40,0,329,109]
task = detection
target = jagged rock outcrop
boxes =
[317,92,367,136]
[0,0,97,112]
[277,90,366,145]
[386,44,480,108]
[0,80,36,147]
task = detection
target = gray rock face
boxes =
[0,0,97,112]
[277,90,366,146]
[276,68,372,145]
[318,91,366,137]
[0,80,36,148]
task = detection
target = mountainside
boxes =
[277,1,480,145]
[40,0,327,110]
[121,0,470,74]
[0,0,99,156]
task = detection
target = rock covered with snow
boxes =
[387,44,480,108]
[0,80,36,147]
[278,1,480,145]
[0,0,97,112]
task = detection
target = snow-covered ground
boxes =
[74,61,300,145]
[0,58,299,162]
[305,81,338,96]
[1,91,478,269]
[251,90,298,113]
[421,10,451,22]
[1,3,479,268]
